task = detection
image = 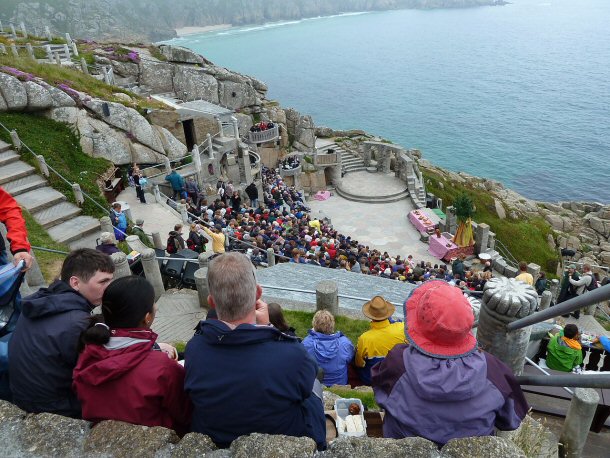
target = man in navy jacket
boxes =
[185,252,326,449]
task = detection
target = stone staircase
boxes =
[0,140,100,249]
[340,149,365,174]
[46,43,73,62]
[335,186,410,204]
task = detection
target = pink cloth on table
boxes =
[314,191,331,201]
[428,233,458,260]
[408,209,439,234]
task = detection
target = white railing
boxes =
[248,125,279,144]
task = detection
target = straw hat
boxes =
[362,296,395,321]
[404,280,476,359]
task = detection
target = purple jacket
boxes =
[372,344,528,445]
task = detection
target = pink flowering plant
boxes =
[1,66,34,82]
[57,83,81,101]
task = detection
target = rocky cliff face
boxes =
[0,0,502,42]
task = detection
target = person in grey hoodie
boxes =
[372,281,528,446]
[302,310,354,386]
[8,249,115,417]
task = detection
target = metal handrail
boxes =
[524,357,573,395]
[508,283,610,331]
[495,238,519,268]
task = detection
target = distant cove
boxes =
[167,0,610,203]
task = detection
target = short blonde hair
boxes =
[312,310,335,335]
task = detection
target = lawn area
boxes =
[422,169,559,276]
[0,112,111,218]
[283,310,371,345]
[21,210,69,283]
[326,386,379,410]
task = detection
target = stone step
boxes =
[47,215,100,245]
[0,140,13,153]
[32,201,82,229]
[0,150,20,166]
[1,174,47,196]
[68,232,100,250]
[0,161,36,185]
[342,160,364,167]
[335,186,409,204]
[15,187,66,213]
[343,165,367,173]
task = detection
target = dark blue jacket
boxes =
[185,319,326,449]
[9,280,93,417]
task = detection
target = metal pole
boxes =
[508,283,610,331]
[516,374,610,389]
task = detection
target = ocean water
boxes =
[166,0,610,203]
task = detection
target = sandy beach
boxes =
[175,24,232,37]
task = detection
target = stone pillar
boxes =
[550,278,560,303]
[198,252,212,269]
[80,58,88,74]
[141,248,165,300]
[37,155,49,177]
[316,280,339,315]
[559,388,600,458]
[474,223,490,255]
[206,133,214,159]
[477,277,538,375]
[19,22,27,37]
[194,268,209,308]
[99,216,116,243]
[232,117,239,139]
[65,33,72,45]
[266,248,276,267]
[215,116,223,136]
[487,231,496,251]
[10,44,18,58]
[151,231,163,250]
[152,184,162,203]
[10,24,17,39]
[445,206,457,235]
[539,290,552,311]
[178,202,188,223]
[25,252,46,289]
[363,146,371,167]
[33,27,40,38]
[44,26,52,41]
[54,52,61,66]
[25,43,34,59]
[71,41,79,57]
[0,20,3,33]
[192,145,203,187]
[0,44,6,55]
[72,183,84,205]
[527,263,541,281]
[240,149,253,185]
[110,252,131,279]
[63,44,70,59]
[164,156,172,174]
[45,45,52,61]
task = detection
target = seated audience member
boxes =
[268,302,297,337]
[184,253,326,449]
[9,249,115,417]
[95,232,121,256]
[302,310,354,387]
[535,271,547,296]
[372,281,528,445]
[73,276,191,434]
[515,261,534,286]
[546,324,583,372]
[355,296,406,385]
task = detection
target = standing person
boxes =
[73,276,191,434]
[568,263,595,319]
[0,188,33,401]
[202,224,226,255]
[371,281,528,445]
[133,168,147,204]
[166,224,185,254]
[132,219,153,248]
[245,182,259,208]
[187,223,205,253]
[184,253,326,450]
[451,256,465,281]
[9,249,115,416]
[230,191,242,214]
[354,296,406,385]
[515,262,534,286]
[109,203,128,241]
[302,310,355,387]
[165,169,185,201]
[185,177,200,203]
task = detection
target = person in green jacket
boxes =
[546,324,583,372]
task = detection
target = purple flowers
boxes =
[57,83,81,101]
[1,66,34,81]
[126,51,140,63]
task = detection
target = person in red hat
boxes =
[371,281,528,445]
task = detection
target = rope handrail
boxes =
[495,238,519,268]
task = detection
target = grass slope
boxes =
[422,169,559,275]
[21,210,68,282]
[0,112,111,218]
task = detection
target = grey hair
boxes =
[207,252,257,322]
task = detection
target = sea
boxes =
[165,0,610,203]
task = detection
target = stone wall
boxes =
[0,400,538,458]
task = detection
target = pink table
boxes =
[429,232,459,260]
[408,209,440,234]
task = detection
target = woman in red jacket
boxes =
[73,276,191,435]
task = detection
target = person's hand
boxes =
[255,299,270,326]
[157,342,178,360]
[13,252,33,271]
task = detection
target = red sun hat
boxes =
[404,280,477,359]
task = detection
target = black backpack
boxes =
[166,237,177,254]
[586,274,598,291]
